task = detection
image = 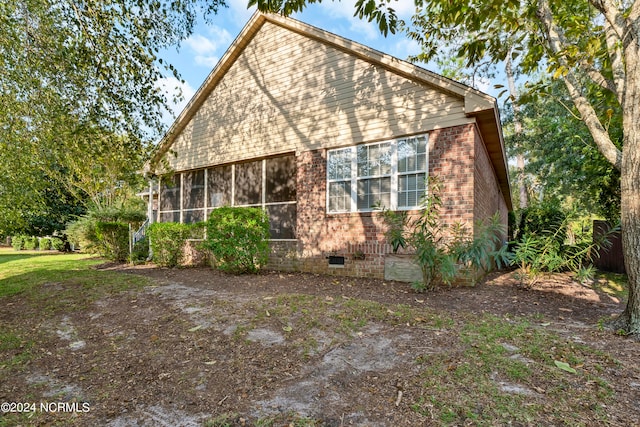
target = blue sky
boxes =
[156,0,496,123]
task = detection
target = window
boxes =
[156,154,297,240]
[327,134,428,213]
[397,137,427,208]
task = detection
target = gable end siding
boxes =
[165,21,471,173]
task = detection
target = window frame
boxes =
[326,134,429,213]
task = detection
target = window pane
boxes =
[357,177,390,210]
[235,160,262,205]
[327,148,352,180]
[357,142,391,177]
[183,170,205,210]
[266,155,296,203]
[160,175,180,211]
[184,210,204,224]
[208,165,232,208]
[398,137,427,173]
[398,173,426,208]
[266,204,296,239]
[328,181,351,212]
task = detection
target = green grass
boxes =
[0,248,149,311]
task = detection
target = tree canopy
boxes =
[0,0,225,236]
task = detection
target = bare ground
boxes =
[1,265,640,426]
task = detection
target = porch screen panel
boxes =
[159,211,180,223]
[183,209,204,224]
[159,175,180,221]
[208,165,232,208]
[183,170,205,223]
[235,160,262,205]
[266,204,296,239]
[265,155,296,203]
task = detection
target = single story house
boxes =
[145,12,512,279]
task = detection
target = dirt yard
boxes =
[1,264,639,426]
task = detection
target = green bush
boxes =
[39,237,53,251]
[202,206,270,274]
[65,199,147,256]
[11,235,25,251]
[51,237,65,252]
[131,236,150,263]
[95,221,130,262]
[23,236,38,250]
[515,202,567,245]
[380,177,508,291]
[148,222,192,268]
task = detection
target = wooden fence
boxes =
[592,220,626,274]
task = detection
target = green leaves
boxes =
[202,206,270,274]
[0,0,224,236]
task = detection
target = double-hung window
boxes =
[327,134,428,213]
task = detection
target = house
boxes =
[145,12,512,279]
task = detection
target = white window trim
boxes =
[327,134,429,213]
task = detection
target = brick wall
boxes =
[473,128,509,240]
[295,150,391,278]
[285,123,494,279]
[429,125,475,229]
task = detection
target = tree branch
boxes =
[580,59,618,95]
[537,0,622,171]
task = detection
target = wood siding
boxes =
[164,21,471,172]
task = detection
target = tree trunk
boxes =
[609,42,640,335]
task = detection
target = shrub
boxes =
[448,213,509,286]
[202,206,270,274]
[408,178,457,291]
[95,221,130,262]
[65,199,147,256]
[131,236,149,263]
[514,202,567,245]
[510,211,617,287]
[23,236,38,250]
[51,237,65,252]
[11,235,25,251]
[381,177,508,291]
[148,222,192,268]
[39,237,53,251]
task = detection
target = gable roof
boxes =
[148,12,511,209]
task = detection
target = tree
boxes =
[504,79,621,220]
[0,0,225,236]
[254,0,640,336]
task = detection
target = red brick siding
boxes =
[285,123,503,279]
[473,128,509,239]
[295,150,390,278]
[429,125,475,229]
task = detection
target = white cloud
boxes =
[390,38,421,61]
[183,26,233,69]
